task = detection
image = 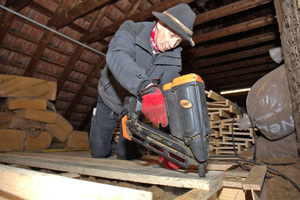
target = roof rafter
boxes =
[47,0,112,29]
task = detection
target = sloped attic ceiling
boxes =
[0,0,281,131]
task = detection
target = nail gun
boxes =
[121,73,211,177]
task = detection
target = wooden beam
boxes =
[205,71,269,88]
[192,44,276,70]
[280,0,300,153]
[243,165,267,191]
[126,0,143,17]
[0,153,224,190]
[185,32,278,59]
[23,1,70,77]
[57,46,85,91]
[175,186,222,200]
[273,0,283,33]
[80,0,194,44]
[47,0,111,29]
[29,1,92,36]
[203,63,277,81]
[194,0,272,25]
[0,0,32,43]
[29,1,55,16]
[208,79,258,93]
[193,15,275,44]
[5,0,33,11]
[0,11,14,43]
[206,90,227,102]
[0,164,152,200]
[193,56,273,75]
[23,31,55,77]
[88,6,110,32]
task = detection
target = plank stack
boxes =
[0,75,90,152]
[205,90,255,156]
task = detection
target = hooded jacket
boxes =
[98,20,182,114]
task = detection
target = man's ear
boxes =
[157,21,163,30]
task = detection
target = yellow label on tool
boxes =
[180,100,192,108]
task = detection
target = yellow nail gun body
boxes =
[122,73,211,177]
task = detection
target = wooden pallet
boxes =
[206,90,255,156]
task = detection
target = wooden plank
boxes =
[175,185,222,200]
[206,90,226,102]
[0,152,224,190]
[223,179,244,188]
[243,165,267,191]
[0,164,152,200]
[224,170,249,178]
[217,188,245,200]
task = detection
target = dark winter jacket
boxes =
[98,20,183,114]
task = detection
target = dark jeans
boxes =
[90,95,145,160]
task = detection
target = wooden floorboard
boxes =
[0,164,152,200]
[0,151,224,190]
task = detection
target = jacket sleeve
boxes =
[106,21,151,96]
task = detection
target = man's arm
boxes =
[106,22,152,96]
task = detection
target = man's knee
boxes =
[91,148,111,158]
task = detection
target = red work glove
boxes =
[158,148,182,170]
[141,86,168,127]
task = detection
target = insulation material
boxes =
[0,128,26,152]
[254,132,298,158]
[45,113,73,142]
[14,109,58,124]
[246,65,295,140]
[0,112,46,137]
[25,131,53,151]
[0,74,57,101]
[4,97,47,110]
[63,131,90,149]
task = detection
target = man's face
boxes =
[155,21,183,52]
